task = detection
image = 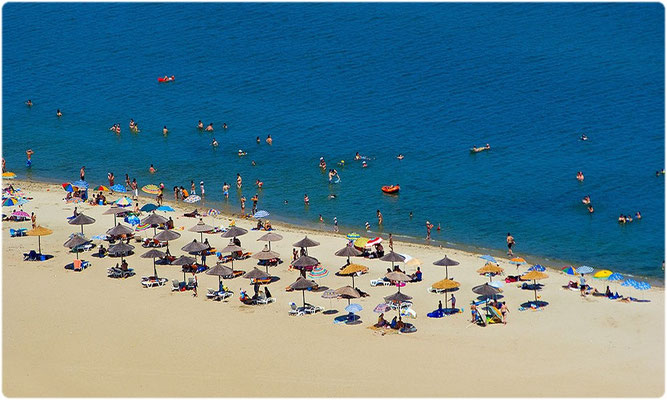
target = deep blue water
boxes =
[2,3,664,279]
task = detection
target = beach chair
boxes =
[400,307,417,319]
[10,228,27,237]
[251,277,272,285]
[23,250,38,261]
[171,279,181,291]
[370,278,391,287]
[428,287,446,294]
[186,278,197,290]
[288,302,304,316]
[141,277,168,288]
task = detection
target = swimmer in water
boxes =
[223,123,228,129]
[328,194,337,199]
[587,205,594,213]
[304,194,309,205]
[25,99,32,107]
[266,134,272,145]
[580,133,588,141]
[354,152,361,160]
[238,149,247,156]
[319,157,326,169]
[56,109,62,117]
[319,214,324,223]
[236,173,242,189]
[362,161,367,168]
[256,136,261,144]
[197,120,204,130]
[149,164,157,174]
[222,182,230,199]
[365,221,371,231]
[162,126,168,135]
[205,123,214,132]
[576,171,584,182]
[256,179,263,188]
[636,211,642,219]
[397,154,404,160]
[26,149,34,167]
[582,195,590,205]
[212,138,218,147]
[251,160,256,166]
[618,214,626,223]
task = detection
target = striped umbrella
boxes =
[366,237,382,247]
[607,273,624,282]
[528,265,546,272]
[308,266,329,279]
[141,184,160,195]
[207,208,220,217]
[135,223,151,232]
[576,266,594,275]
[2,197,20,206]
[61,183,74,192]
[510,257,527,265]
[562,266,577,275]
[346,232,361,241]
[110,184,126,193]
[94,185,109,192]
[184,195,201,203]
[480,255,497,263]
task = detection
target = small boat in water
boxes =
[381,185,400,194]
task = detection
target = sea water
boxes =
[2,3,664,279]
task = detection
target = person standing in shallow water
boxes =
[506,233,515,256]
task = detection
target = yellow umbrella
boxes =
[2,172,16,179]
[141,184,160,195]
[95,185,110,192]
[353,237,369,248]
[26,226,53,254]
[406,258,422,267]
[339,263,369,288]
[477,263,504,274]
[520,271,548,303]
[431,279,461,308]
[593,270,613,279]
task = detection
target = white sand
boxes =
[3,179,664,396]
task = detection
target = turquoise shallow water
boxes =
[2,3,664,279]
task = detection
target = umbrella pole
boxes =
[534,280,538,303]
[302,290,306,308]
[445,266,448,280]
[81,225,84,234]
[153,258,157,278]
[200,232,203,241]
[38,236,42,254]
[268,241,271,251]
[352,275,355,289]
[114,214,117,226]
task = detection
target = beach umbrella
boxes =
[103,206,127,225]
[12,210,30,219]
[26,225,53,254]
[433,255,460,279]
[61,183,74,192]
[562,266,577,275]
[593,270,613,279]
[140,203,159,212]
[184,195,201,203]
[154,229,181,252]
[477,263,504,281]
[607,273,624,282]
[381,251,406,270]
[321,289,339,312]
[2,172,16,179]
[472,283,501,317]
[384,291,413,321]
[189,218,214,241]
[182,239,210,264]
[72,180,89,189]
[116,197,132,207]
[221,243,243,269]
[353,237,369,248]
[373,303,391,314]
[528,265,546,272]
[141,184,160,195]
[489,280,504,289]
[292,255,320,274]
[141,248,166,278]
[64,234,89,260]
[141,212,168,235]
[335,245,362,265]
[253,210,269,219]
[257,231,283,250]
[431,278,461,308]
[207,208,220,218]
[345,303,363,314]
[338,263,368,288]
[2,197,20,206]
[521,271,548,303]
[346,232,361,241]
[308,266,329,279]
[576,266,594,275]
[480,255,496,263]
[207,263,234,290]
[94,185,109,192]
[243,267,271,281]
[293,236,320,255]
[68,213,96,234]
[222,226,248,239]
[335,285,361,306]
[366,237,382,247]
[173,255,197,281]
[109,241,135,263]
[405,258,422,268]
[510,257,527,266]
[290,277,318,308]
[385,271,411,292]
[251,246,281,273]
[110,184,126,193]
[157,205,174,212]
[107,223,134,238]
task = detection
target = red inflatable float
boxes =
[381,185,400,194]
[158,75,175,83]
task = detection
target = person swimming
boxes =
[576,171,584,182]
[580,133,588,141]
[56,109,62,117]
[354,152,361,160]
[328,194,337,199]
[149,164,157,174]
[205,123,214,132]
[397,154,404,160]
[582,195,591,205]
[223,123,228,129]
[212,138,218,147]
[304,194,309,205]
[25,99,32,107]
[238,149,247,156]
[266,134,272,145]
[251,160,256,166]
[162,126,168,135]
[362,161,367,168]
[256,136,261,144]
[635,211,642,219]
[256,179,263,188]
[587,205,594,213]
[197,120,204,130]
[319,157,326,169]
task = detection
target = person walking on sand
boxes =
[506,233,515,256]
[377,209,383,225]
[80,166,85,181]
[31,212,36,229]
[26,149,34,167]
[426,221,434,240]
[500,302,509,324]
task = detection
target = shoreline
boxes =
[10,175,664,287]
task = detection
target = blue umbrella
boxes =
[621,279,637,287]
[345,303,363,314]
[72,180,89,189]
[140,203,159,212]
[253,210,269,219]
[528,265,546,272]
[576,266,594,275]
[157,205,174,212]
[480,255,496,263]
[607,273,624,281]
[634,281,651,290]
[110,184,126,193]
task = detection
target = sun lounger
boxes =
[171,279,182,291]
[399,323,417,334]
[288,302,304,316]
[428,287,446,294]
[252,293,275,305]
[108,267,135,278]
[65,260,91,271]
[141,277,168,287]
[370,278,391,287]
[251,277,272,285]
[302,304,324,314]
[206,288,233,301]
[10,228,27,237]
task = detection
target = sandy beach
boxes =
[2,179,664,397]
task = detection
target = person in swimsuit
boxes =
[200,181,205,197]
[162,126,168,135]
[377,210,383,225]
[26,149,34,167]
[205,123,214,132]
[354,152,361,160]
[319,157,326,169]
[333,216,338,232]
[365,221,371,231]
[2,158,5,173]
[190,180,196,195]
[426,221,433,240]
[236,173,242,189]
[576,171,584,182]
[500,302,509,324]
[256,179,263,188]
[25,99,32,107]
[80,166,85,181]
[240,195,246,216]
[212,138,218,146]
[56,109,62,117]
[108,172,115,187]
[223,123,227,129]
[397,154,404,160]
[222,182,230,199]
[149,164,156,174]
[587,205,594,213]
[197,120,204,130]
[304,194,309,205]
[506,233,515,256]
[256,136,261,144]
[266,134,272,145]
